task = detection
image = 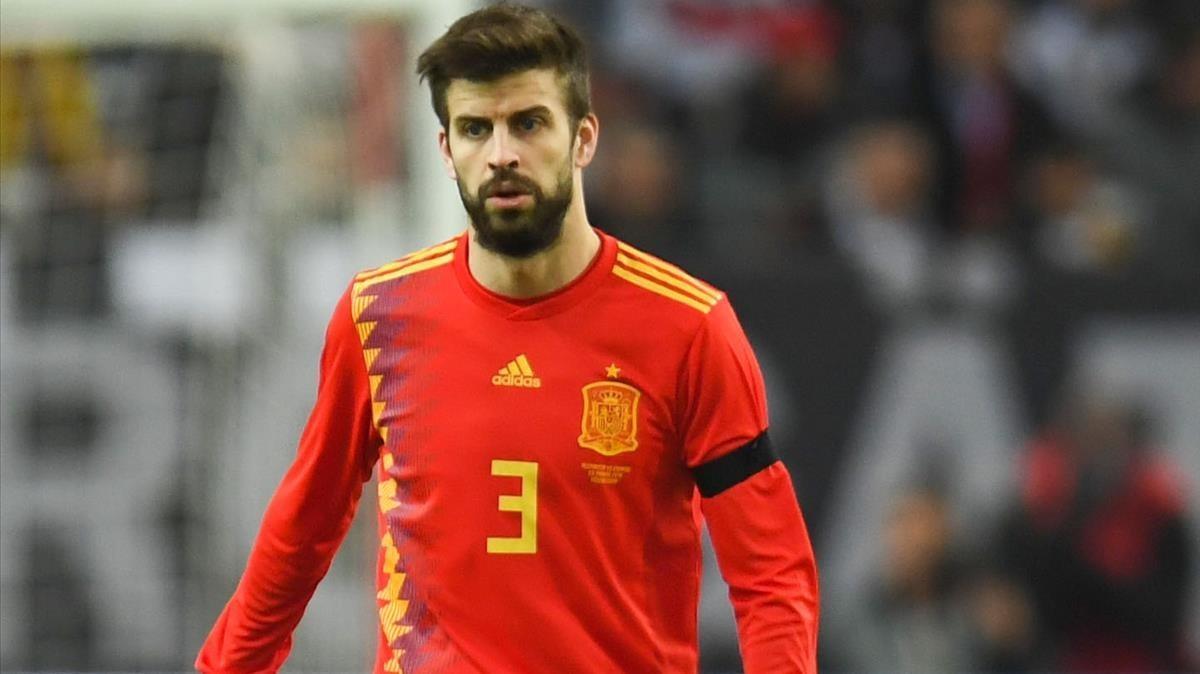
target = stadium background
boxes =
[0,0,1197,672]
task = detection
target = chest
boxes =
[371,306,688,488]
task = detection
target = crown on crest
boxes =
[598,389,624,404]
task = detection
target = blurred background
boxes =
[1,0,1197,672]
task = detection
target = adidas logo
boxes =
[492,354,542,388]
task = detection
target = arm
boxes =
[680,301,820,673]
[701,453,820,673]
[196,287,381,674]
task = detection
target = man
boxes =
[196,5,819,673]
[1000,394,1194,672]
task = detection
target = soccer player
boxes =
[196,4,819,673]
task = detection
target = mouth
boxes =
[486,194,533,209]
[484,182,534,209]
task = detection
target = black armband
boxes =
[692,431,778,498]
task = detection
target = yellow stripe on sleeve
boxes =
[615,241,721,300]
[616,253,719,307]
[355,239,458,281]
[353,252,454,294]
[612,265,712,314]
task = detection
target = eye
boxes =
[462,121,489,138]
[516,116,542,133]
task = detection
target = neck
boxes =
[467,180,599,299]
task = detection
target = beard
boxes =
[459,162,573,259]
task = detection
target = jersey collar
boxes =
[452,228,617,320]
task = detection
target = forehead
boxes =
[445,68,567,119]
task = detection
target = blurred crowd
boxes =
[825,391,1194,672]
[557,0,1200,296]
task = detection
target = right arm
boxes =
[196,287,381,674]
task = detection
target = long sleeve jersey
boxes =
[197,230,819,673]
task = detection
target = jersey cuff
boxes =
[692,431,779,498]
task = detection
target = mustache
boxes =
[480,169,540,198]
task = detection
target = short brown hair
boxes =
[416,3,591,129]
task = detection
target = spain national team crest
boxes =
[578,380,641,456]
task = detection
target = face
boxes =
[886,491,950,588]
[856,124,931,216]
[439,68,597,258]
[935,0,1011,73]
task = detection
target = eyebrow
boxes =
[510,105,553,119]
[453,114,490,127]
[452,105,554,127]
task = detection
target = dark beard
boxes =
[460,164,573,259]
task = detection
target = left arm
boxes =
[680,300,820,673]
[701,458,819,674]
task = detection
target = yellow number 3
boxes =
[487,460,538,554]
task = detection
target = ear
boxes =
[573,113,599,169]
[437,128,458,180]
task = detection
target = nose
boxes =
[487,127,519,172]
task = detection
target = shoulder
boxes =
[1135,454,1189,517]
[350,235,461,298]
[607,237,727,324]
[334,236,462,335]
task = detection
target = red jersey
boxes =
[197,230,819,673]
